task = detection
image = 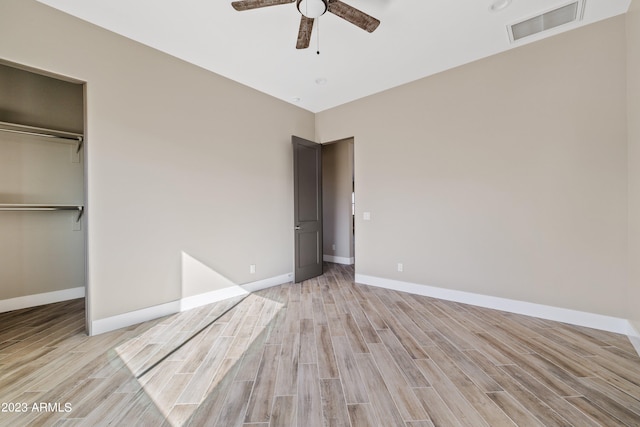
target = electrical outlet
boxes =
[363,212,371,221]
[332,244,336,251]
[249,264,256,274]
[397,263,403,272]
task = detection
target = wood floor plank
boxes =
[274,332,300,396]
[320,378,351,427]
[367,342,429,421]
[366,290,428,359]
[299,318,318,364]
[213,380,254,427]
[341,313,369,354]
[493,365,594,427]
[354,353,406,426]
[423,346,516,426]
[76,391,132,426]
[425,329,501,393]
[244,344,281,423]
[486,391,544,427]
[270,395,296,427]
[331,336,369,404]
[580,376,640,416]
[109,389,158,426]
[324,303,346,337]
[233,322,270,383]
[376,328,430,388]
[297,363,323,427]
[413,387,462,427]
[147,372,194,419]
[345,301,381,344]
[356,297,389,331]
[509,352,581,397]
[227,315,260,359]
[347,403,378,427]
[414,358,489,427]
[177,323,226,374]
[312,298,328,327]
[406,421,436,427]
[176,335,234,405]
[165,403,199,427]
[185,358,243,426]
[316,325,339,379]
[565,396,629,426]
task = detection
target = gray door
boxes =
[293,135,323,283]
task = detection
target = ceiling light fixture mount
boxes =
[489,0,512,12]
[297,0,327,18]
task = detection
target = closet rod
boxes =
[0,204,84,221]
[0,121,83,147]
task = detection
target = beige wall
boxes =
[322,139,354,262]
[0,0,314,322]
[317,16,629,318]
[628,0,640,331]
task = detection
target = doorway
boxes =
[322,138,355,266]
[0,61,87,333]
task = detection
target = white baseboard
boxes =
[91,272,293,336]
[180,273,293,311]
[355,274,630,336]
[180,287,248,312]
[91,300,180,336]
[241,272,293,293]
[0,287,85,313]
[323,255,355,265]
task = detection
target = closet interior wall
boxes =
[0,62,85,309]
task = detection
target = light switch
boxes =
[363,212,371,221]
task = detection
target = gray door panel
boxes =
[293,136,323,282]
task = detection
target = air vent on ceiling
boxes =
[508,0,585,42]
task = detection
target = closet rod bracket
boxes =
[76,206,84,223]
[76,136,83,154]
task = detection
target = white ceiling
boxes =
[36,0,630,112]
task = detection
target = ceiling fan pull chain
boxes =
[317,17,320,55]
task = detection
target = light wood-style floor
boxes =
[1,263,639,426]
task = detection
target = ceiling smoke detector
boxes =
[508,0,586,42]
[489,0,512,12]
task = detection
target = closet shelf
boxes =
[0,121,83,153]
[0,204,84,222]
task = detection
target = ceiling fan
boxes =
[231,0,380,49]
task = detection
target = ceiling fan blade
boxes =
[327,0,380,32]
[232,0,294,11]
[296,16,314,49]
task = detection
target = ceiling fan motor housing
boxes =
[297,0,328,18]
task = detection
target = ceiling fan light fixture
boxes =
[297,0,327,18]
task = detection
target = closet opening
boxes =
[0,61,88,334]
